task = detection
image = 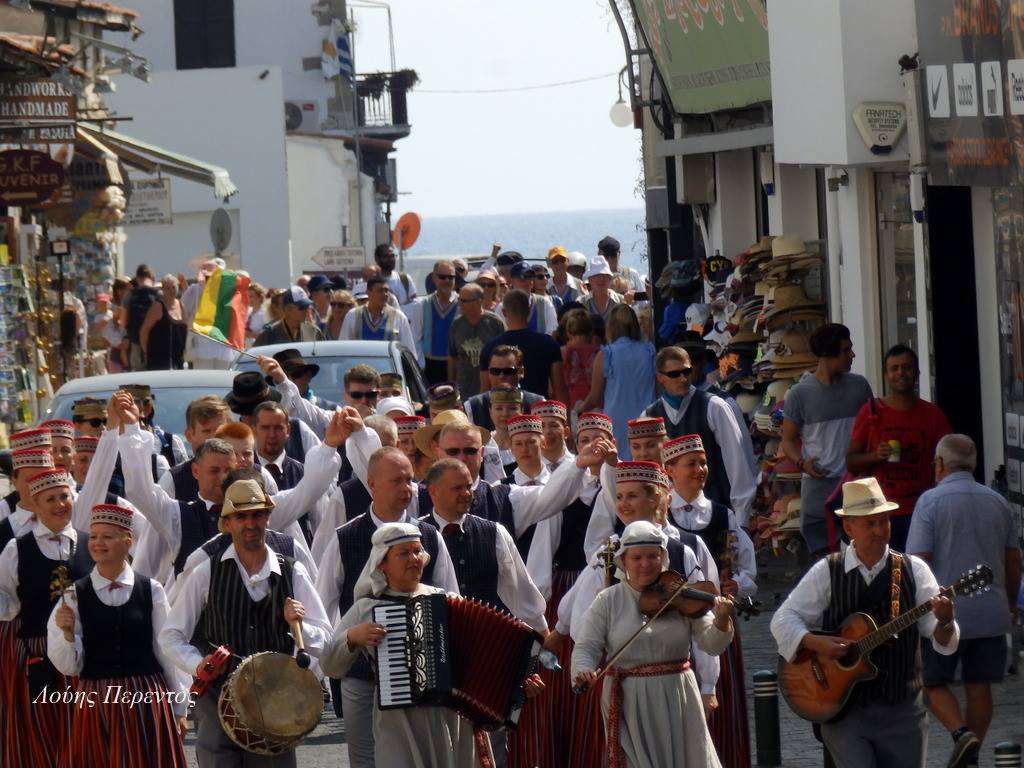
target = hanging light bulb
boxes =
[609,97,633,127]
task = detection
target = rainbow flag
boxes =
[192,268,250,349]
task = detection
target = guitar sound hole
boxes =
[836,645,861,670]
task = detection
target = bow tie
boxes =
[442,523,461,538]
[680,504,693,513]
[48,535,63,543]
[108,582,123,592]
[208,504,223,517]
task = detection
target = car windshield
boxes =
[44,386,226,442]
[233,355,396,406]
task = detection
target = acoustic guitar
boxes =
[778,564,993,723]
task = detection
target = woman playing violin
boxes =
[571,520,735,768]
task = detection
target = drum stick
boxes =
[290,619,311,669]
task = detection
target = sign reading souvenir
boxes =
[124,177,172,225]
[915,0,1024,185]
[312,245,365,270]
[0,149,65,205]
[852,103,907,154]
[0,79,76,143]
[627,0,770,115]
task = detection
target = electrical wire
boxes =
[417,72,618,94]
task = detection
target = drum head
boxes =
[228,652,323,743]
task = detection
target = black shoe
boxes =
[947,731,980,768]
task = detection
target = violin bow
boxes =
[573,577,694,694]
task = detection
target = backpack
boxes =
[126,286,160,343]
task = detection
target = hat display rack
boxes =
[687,234,828,554]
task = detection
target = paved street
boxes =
[184,552,1023,767]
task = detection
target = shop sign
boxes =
[312,246,365,270]
[124,177,172,225]
[0,149,65,205]
[627,0,770,115]
[852,103,907,154]
[915,1,1024,185]
[0,79,76,144]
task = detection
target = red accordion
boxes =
[373,594,541,729]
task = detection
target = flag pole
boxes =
[188,328,261,361]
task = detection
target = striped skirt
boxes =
[509,568,606,768]
[2,634,73,768]
[70,675,187,768]
[707,628,752,768]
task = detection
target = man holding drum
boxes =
[160,476,332,767]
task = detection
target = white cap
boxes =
[377,396,415,417]
[567,251,588,268]
[583,255,614,280]
[353,281,369,299]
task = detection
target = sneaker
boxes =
[947,731,980,768]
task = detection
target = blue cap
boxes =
[307,274,332,293]
[510,261,536,280]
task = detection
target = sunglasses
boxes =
[659,367,693,379]
[489,367,518,377]
[518,272,536,280]
[533,273,549,279]
[477,281,496,288]
[443,447,479,457]
[74,417,104,428]
[330,302,349,308]
[348,389,380,400]
[455,266,467,274]
[434,274,455,281]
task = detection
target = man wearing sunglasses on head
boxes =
[404,260,461,385]
[641,345,757,526]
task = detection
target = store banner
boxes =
[124,177,172,226]
[628,0,770,115]
[915,0,1024,185]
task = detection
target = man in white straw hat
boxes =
[771,477,959,768]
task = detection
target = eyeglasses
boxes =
[443,447,479,457]
[330,302,349,308]
[348,389,380,400]
[549,256,567,264]
[489,367,518,377]
[74,417,104,428]
[287,369,311,380]
[518,272,536,280]
[434,274,455,281]
[477,281,496,288]
[533,273,549,280]
[455,266,467,274]
[658,367,692,379]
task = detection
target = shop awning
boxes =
[77,123,239,200]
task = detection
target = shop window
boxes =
[174,0,236,70]
[876,172,917,354]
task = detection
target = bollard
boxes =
[995,742,1022,768]
[752,670,781,766]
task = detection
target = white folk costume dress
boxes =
[571,580,732,768]
[321,583,487,768]
[46,565,189,767]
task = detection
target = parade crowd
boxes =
[0,235,1019,768]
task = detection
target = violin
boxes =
[638,570,761,620]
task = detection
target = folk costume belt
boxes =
[607,658,691,768]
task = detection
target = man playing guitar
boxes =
[770,477,960,768]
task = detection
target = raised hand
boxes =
[258,355,285,385]
[324,408,356,448]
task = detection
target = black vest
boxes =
[16,532,94,638]
[170,459,199,501]
[200,529,296,562]
[77,571,162,680]
[284,419,307,462]
[174,500,221,575]
[647,392,731,508]
[417,480,517,539]
[822,551,921,707]
[553,493,599,573]
[4,489,20,514]
[498,477,533,558]
[0,517,15,554]
[194,552,295,672]
[466,391,544,431]
[676,501,731,564]
[420,514,506,613]
[334,514,440,681]
[340,477,372,523]
[261,456,313,544]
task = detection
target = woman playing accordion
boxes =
[571,520,735,768]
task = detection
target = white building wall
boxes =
[972,188,1002,482]
[708,150,756,258]
[108,66,294,288]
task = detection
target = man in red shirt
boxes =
[846,344,952,550]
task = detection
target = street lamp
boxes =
[609,66,633,127]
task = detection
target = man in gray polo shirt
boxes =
[782,323,873,555]
[907,434,1022,768]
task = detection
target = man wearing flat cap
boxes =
[771,477,960,768]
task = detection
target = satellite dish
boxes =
[284,102,303,131]
[210,208,232,254]
[392,212,422,251]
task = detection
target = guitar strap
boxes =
[889,552,903,621]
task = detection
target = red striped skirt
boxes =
[70,675,187,768]
[707,628,752,768]
[0,619,18,727]
[2,634,73,768]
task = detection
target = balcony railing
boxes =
[355,69,416,140]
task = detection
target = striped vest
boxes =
[822,551,921,707]
[350,306,401,342]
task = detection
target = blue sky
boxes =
[353,0,644,217]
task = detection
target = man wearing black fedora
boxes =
[226,371,320,464]
[273,348,340,412]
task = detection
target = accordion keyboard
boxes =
[373,603,413,707]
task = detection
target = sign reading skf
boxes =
[0,149,66,205]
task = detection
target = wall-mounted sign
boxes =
[124,177,172,226]
[312,245,365,270]
[0,79,76,144]
[852,103,907,154]
[0,149,65,205]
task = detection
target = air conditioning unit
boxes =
[284,100,321,133]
